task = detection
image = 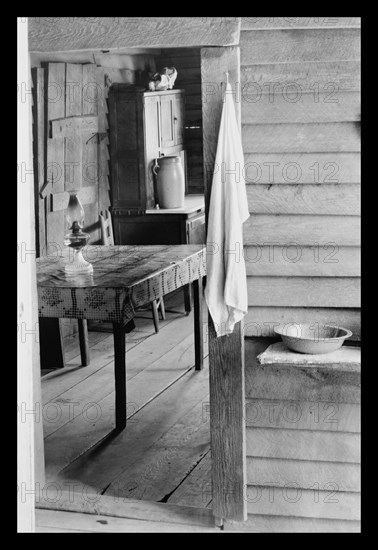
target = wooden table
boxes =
[36,245,206,430]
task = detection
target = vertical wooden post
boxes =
[201,45,247,522]
[18,17,45,531]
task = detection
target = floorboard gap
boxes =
[159,451,209,504]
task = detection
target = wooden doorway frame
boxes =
[201,46,246,523]
[20,17,246,530]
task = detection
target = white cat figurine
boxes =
[148,67,178,91]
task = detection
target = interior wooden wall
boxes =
[30,52,156,338]
[239,17,361,339]
[156,48,203,194]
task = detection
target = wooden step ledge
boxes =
[35,490,215,530]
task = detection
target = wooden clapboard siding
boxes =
[246,184,360,215]
[244,308,361,340]
[243,215,360,246]
[241,17,361,30]
[246,457,360,493]
[239,337,361,531]
[243,153,360,184]
[244,246,360,277]
[246,428,360,463]
[156,48,204,194]
[240,21,361,349]
[241,61,361,92]
[224,515,360,532]
[241,91,360,124]
[240,28,361,64]
[245,486,360,521]
[247,277,360,308]
[245,399,360,432]
[242,122,360,153]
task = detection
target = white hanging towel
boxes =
[205,79,250,337]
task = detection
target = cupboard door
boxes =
[109,92,145,210]
[160,94,175,149]
[186,213,206,244]
[174,93,185,146]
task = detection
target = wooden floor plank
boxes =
[41,291,213,515]
[42,309,191,404]
[168,451,213,508]
[63,329,109,363]
[104,400,210,503]
[43,331,200,438]
[45,358,209,485]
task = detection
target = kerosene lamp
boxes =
[63,190,93,274]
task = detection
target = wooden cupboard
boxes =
[108,85,186,213]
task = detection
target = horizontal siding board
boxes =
[246,456,360,493]
[242,122,361,153]
[224,515,360,532]
[246,184,360,215]
[244,399,360,432]
[244,307,361,340]
[243,153,360,184]
[243,214,361,246]
[241,17,361,30]
[246,427,360,463]
[246,485,360,521]
[246,277,360,308]
[241,91,360,124]
[240,28,361,64]
[244,246,360,277]
[241,61,361,92]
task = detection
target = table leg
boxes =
[78,319,90,366]
[39,318,65,370]
[193,277,203,371]
[112,322,127,430]
[151,300,160,333]
[159,297,166,320]
[184,284,192,315]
